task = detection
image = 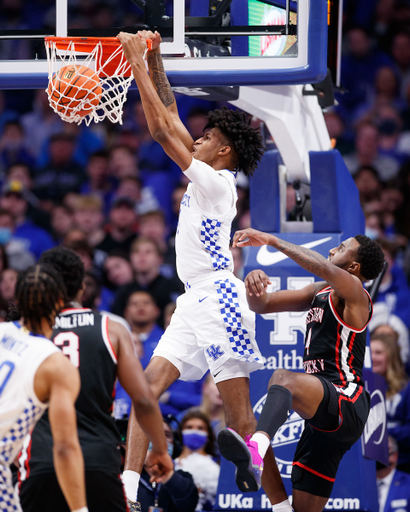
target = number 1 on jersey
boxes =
[305,328,312,356]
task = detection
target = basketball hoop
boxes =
[45,37,136,125]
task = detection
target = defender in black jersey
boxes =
[19,248,173,512]
[218,229,385,512]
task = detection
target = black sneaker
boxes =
[218,427,263,493]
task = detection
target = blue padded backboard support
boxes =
[249,149,281,233]
[310,150,365,237]
[249,149,365,237]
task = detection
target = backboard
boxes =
[0,0,329,90]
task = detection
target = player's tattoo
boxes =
[147,52,175,108]
[273,239,329,277]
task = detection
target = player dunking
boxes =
[116,31,290,508]
[0,265,88,512]
[218,228,385,512]
[19,248,172,512]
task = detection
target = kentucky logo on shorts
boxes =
[215,279,260,364]
[207,344,225,361]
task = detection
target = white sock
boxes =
[122,470,140,502]
[272,499,294,512]
[251,432,271,459]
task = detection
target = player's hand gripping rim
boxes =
[117,32,153,62]
[137,30,161,51]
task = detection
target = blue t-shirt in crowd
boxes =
[14,220,55,260]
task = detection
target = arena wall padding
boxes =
[249,149,282,233]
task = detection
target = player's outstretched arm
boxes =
[142,31,195,153]
[34,353,87,512]
[234,228,365,304]
[245,269,325,314]
[109,319,173,481]
[138,31,178,115]
[117,31,193,171]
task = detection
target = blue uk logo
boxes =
[206,344,225,361]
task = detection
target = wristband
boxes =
[72,508,89,512]
[122,470,141,502]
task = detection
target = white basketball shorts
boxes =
[152,271,264,383]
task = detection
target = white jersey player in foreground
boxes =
[0,264,88,512]
[116,30,291,509]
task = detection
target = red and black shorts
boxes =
[291,377,370,498]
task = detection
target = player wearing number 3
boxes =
[0,264,88,512]
[218,229,385,512]
[18,248,172,512]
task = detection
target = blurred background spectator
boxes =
[370,332,410,474]
[199,373,225,440]
[137,417,198,512]
[376,436,410,512]
[175,410,220,511]
[111,236,183,326]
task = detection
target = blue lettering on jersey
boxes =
[206,344,225,361]
[0,360,15,396]
[0,335,28,355]
[181,193,191,208]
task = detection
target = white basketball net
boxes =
[45,39,134,126]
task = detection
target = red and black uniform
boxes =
[292,286,373,497]
[18,307,127,512]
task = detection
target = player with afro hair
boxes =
[204,106,265,176]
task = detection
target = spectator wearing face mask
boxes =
[135,417,198,512]
[175,410,220,511]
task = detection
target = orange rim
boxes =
[45,36,152,52]
[45,36,121,52]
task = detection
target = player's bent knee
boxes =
[268,368,292,388]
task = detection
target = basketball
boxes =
[48,64,103,118]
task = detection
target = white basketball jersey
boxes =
[0,321,59,466]
[176,158,237,285]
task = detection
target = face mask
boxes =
[0,227,12,245]
[365,227,379,240]
[182,429,208,451]
[148,441,174,458]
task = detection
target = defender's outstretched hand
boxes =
[117,31,147,63]
[245,269,271,297]
[233,228,273,248]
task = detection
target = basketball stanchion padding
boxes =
[44,37,152,125]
